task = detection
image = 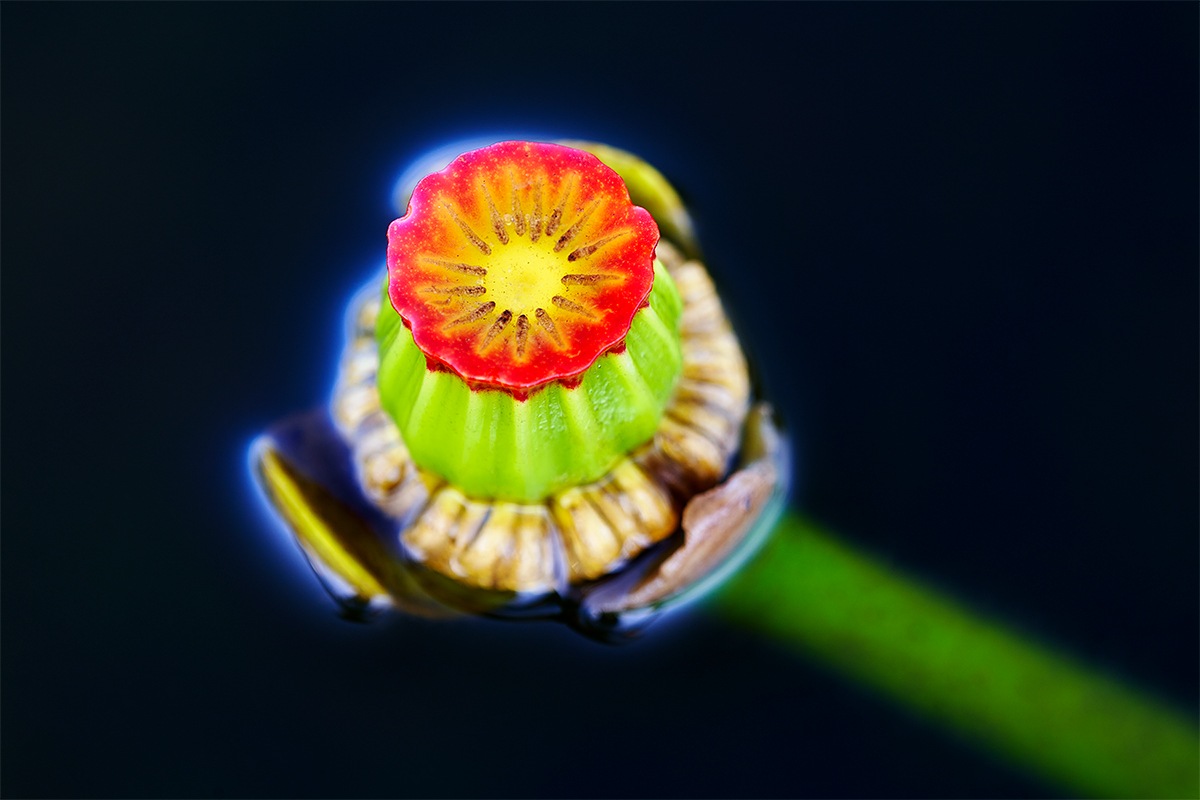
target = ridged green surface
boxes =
[376,261,683,502]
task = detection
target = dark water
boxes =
[4,4,1196,797]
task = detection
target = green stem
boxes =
[714,512,1199,799]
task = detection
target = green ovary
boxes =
[376,261,684,502]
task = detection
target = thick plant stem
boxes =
[714,513,1200,799]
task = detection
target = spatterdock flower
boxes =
[379,141,676,503]
[253,139,789,640]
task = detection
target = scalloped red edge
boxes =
[387,141,659,393]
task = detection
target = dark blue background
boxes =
[4,3,1196,797]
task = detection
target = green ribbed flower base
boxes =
[376,261,684,502]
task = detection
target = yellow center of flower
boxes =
[480,232,591,330]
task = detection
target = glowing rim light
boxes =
[392,136,530,217]
[249,136,1198,799]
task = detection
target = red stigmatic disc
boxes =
[387,141,660,395]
